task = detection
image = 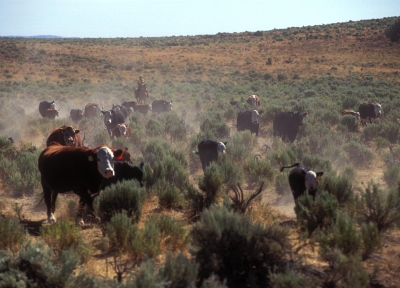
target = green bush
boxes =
[319,173,354,207]
[105,211,137,254]
[270,269,317,288]
[190,205,290,287]
[361,222,381,260]
[155,179,184,209]
[245,156,275,183]
[356,182,400,232]
[274,172,291,197]
[294,191,339,236]
[40,219,93,263]
[158,252,198,288]
[198,163,224,207]
[95,180,146,223]
[146,118,164,137]
[227,130,257,163]
[385,17,400,42]
[383,164,400,187]
[340,115,359,132]
[343,141,374,167]
[0,216,26,252]
[164,113,188,142]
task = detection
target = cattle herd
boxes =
[35,95,382,224]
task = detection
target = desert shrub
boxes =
[319,173,354,207]
[111,137,130,151]
[158,252,198,288]
[151,214,186,249]
[294,191,339,237]
[40,219,93,263]
[124,260,165,287]
[343,141,374,167]
[93,130,109,146]
[227,130,257,163]
[155,179,184,209]
[95,180,146,223]
[141,138,168,165]
[275,172,291,197]
[200,274,228,288]
[159,155,189,190]
[199,116,230,139]
[131,218,161,257]
[340,115,359,132]
[164,113,188,142]
[363,122,400,143]
[314,109,340,125]
[0,150,41,197]
[190,205,290,287]
[322,249,369,288]
[146,119,164,137]
[0,241,104,287]
[245,156,275,183]
[270,269,317,288]
[169,148,189,169]
[383,164,400,187]
[184,182,207,221]
[0,216,26,252]
[318,212,362,258]
[385,17,400,42]
[356,182,400,232]
[361,221,381,260]
[218,154,244,185]
[198,163,225,207]
[269,148,297,168]
[301,155,332,173]
[342,95,361,110]
[105,211,137,254]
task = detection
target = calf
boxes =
[38,144,123,224]
[101,162,144,190]
[280,163,324,201]
[341,109,360,119]
[246,95,261,107]
[112,123,131,138]
[46,125,82,147]
[70,109,84,123]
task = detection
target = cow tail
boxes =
[280,163,301,172]
[139,162,144,170]
[34,193,45,208]
[194,151,199,155]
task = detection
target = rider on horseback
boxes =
[137,75,145,90]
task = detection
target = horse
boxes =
[134,85,149,104]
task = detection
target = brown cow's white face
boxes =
[118,124,127,136]
[167,101,173,111]
[95,146,115,178]
[62,127,79,146]
[50,102,56,110]
[251,110,259,124]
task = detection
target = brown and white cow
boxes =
[358,103,382,126]
[46,125,82,147]
[246,95,261,107]
[39,101,56,117]
[112,123,131,138]
[38,144,123,224]
[132,104,152,115]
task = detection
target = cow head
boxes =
[61,126,80,146]
[291,112,307,126]
[118,124,127,136]
[148,104,153,110]
[102,110,113,124]
[87,146,123,178]
[50,101,56,110]
[249,95,257,106]
[251,110,260,124]
[217,142,227,154]
[373,103,382,117]
[78,109,84,116]
[305,171,324,192]
[166,101,173,111]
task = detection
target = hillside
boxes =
[0,17,400,287]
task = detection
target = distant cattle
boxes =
[84,103,102,118]
[39,101,56,117]
[112,104,129,119]
[134,85,149,104]
[70,109,84,123]
[195,139,227,172]
[273,111,307,143]
[280,163,324,201]
[38,144,123,224]
[112,123,131,138]
[358,103,382,126]
[45,109,59,120]
[121,101,137,110]
[101,162,145,190]
[246,95,261,107]
[46,125,82,147]
[237,110,261,136]
[102,109,126,139]
[152,100,172,113]
[341,109,360,119]
[132,104,152,116]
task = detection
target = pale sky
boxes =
[0,0,398,38]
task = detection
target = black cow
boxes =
[102,109,126,139]
[195,140,227,172]
[152,100,172,113]
[70,109,84,123]
[280,163,324,201]
[39,101,56,117]
[38,144,123,224]
[112,104,129,119]
[273,111,307,143]
[358,103,382,126]
[101,162,144,190]
[237,110,261,136]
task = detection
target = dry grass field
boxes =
[0,16,400,287]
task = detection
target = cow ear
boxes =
[303,112,308,117]
[87,150,95,161]
[223,142,227,146]
[316,172,324,181]
[113,149,124,158]
[101,111,105,115]
[75,129,80,134]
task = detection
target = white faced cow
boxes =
[358,103,382,126]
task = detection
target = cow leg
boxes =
[76,190,96,225]
[43,186,56,223]
[48,190,58,223]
